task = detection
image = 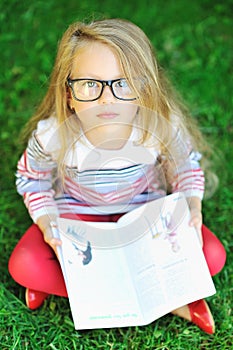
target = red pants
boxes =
[8,214,226,298]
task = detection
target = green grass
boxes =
[1,0,232,349]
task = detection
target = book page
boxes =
[123,193,216,323]
[58,219,144,329]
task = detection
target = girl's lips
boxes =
[97,113,119,119]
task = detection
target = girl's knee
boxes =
[8,245,37,283]
[202,225,226,276]
[8,224,53,284]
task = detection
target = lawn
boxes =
[0,0,232,349]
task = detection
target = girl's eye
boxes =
[78,80,99,89]
[116,79,128,88]
[86,81,98,88]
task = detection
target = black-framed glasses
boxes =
[67,78,137,102]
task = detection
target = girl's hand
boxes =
[36,214,62,253]
[189,207,203,246]
[188,197,203,246]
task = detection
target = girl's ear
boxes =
[66,86,75,112]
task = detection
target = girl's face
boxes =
[68,42,138,148]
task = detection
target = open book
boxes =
[54,192,216,330]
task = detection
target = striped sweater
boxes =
[16,117,204,222]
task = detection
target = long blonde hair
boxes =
[22,18,217,196]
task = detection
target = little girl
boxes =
[9,18,226,334]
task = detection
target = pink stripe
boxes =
[63,173,153,205]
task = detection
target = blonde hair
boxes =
[22,18,217,197]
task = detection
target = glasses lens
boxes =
[72,80,102,101]
[112,79,136,100]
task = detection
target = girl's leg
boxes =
[8,224,68,297]
[172,225,226,334]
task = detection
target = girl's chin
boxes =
[84,123,133,149]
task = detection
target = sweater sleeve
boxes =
[161,122,205,199]
[16,118,60,222]
[170,150,205,199]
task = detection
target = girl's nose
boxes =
[98,85,116,104]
